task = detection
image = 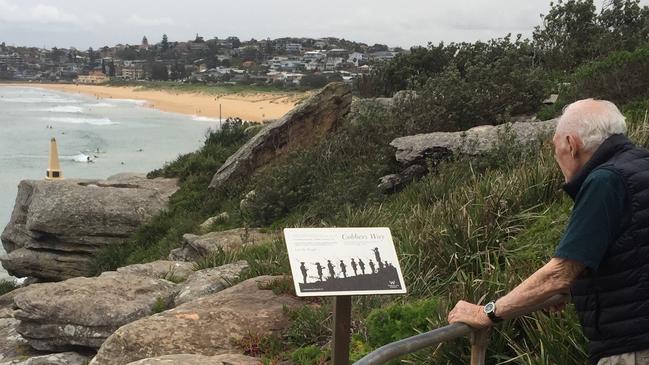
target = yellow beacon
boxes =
[46,137,63,180]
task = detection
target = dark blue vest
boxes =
[564,134,649,364]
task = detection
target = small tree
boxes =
[161,34,169,51]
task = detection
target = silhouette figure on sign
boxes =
[351,258,358,276]
[327,260,336,279]
[340,260,347,278]
[373,247,384,270]
[296,248,403,293]
[315,262,324,282]
[300,262,308,284]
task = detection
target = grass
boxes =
[0,279,16,295]
[106,80,308,96]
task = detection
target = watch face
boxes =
[484,302,495,313]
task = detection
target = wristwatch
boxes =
[484,301,503,323]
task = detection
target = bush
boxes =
[291,345,328,365]
[243,102,399,226]
[569,44,649,104]
[284,305,332,347]
[396,37,548,133]
[0,279,16,295]
[365,298,439,348]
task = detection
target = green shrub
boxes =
[258,275,295,296]
[244,102,399,226]
[291,345,329,365]
[365,298,439,348]
[569,44,649,105]
[0,279,16,296]
[151,296,168,314]
[194,239,290,279]
[396,37,548,133]
[284,305,332,347]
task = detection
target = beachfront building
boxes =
[76,70,109,84]
[120,60,147,80]
[285,43,302,53]
[348,52,367,67]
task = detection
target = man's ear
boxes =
[566,135,580,158]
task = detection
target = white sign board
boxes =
[284,227,407,297]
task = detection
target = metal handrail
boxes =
[353,294,569,365]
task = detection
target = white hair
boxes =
[555,99,627,151]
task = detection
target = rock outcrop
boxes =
[174,261,248,305]
[91,276,303,365]
[169,228,277,262]
[391,119,558,167]
[381,119,558,192]
[0,176,178,281]
[0,352,91,365]
[125,354,262,365]
[115,261,194,282]
[209,82,352,189]
[13,274,177,351]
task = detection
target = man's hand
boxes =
[546,301,567,314]
[447,300,492,329]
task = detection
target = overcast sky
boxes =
[1,0,647,49]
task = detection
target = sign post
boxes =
[284,227,407,365]
[332,296,352,364]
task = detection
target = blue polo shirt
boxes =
[554,168,628,271]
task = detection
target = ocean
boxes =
[0,86,224,281]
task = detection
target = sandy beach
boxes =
[14,83,305,122]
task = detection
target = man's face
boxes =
[553,133,582,183]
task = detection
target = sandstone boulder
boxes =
[390,119,557,167]
[115,261,194,282]
[174,261,249,305]
[198,212,230,234]
[209,82,351,189]
[125,354,262,365]
[13,274,177,351]
[169,228,277,262]
[1,177,178,281]
[0,317,40,362]
[0,352,91,365]
[91,276,303,365]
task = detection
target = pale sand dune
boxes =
[17,84,306,122]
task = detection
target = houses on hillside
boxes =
[0,36,407,87]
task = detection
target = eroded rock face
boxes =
[209,82,352,189]
[390,119,558,166]
[125,354,262,365]
[174,261,249,305]
[91,276,303,365]
[0,176,178,281]
[0,352,91,365]
[169,228,277,262]
[0,317,41,362]
[115,261,194,282]
[13,274,177,351]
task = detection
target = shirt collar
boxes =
[562,134,634,200]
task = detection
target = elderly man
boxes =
[448,99,649,365]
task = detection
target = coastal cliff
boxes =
[0,174,178,281]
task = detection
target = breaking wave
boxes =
[44,106,84,113]
[45,117,118,126]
